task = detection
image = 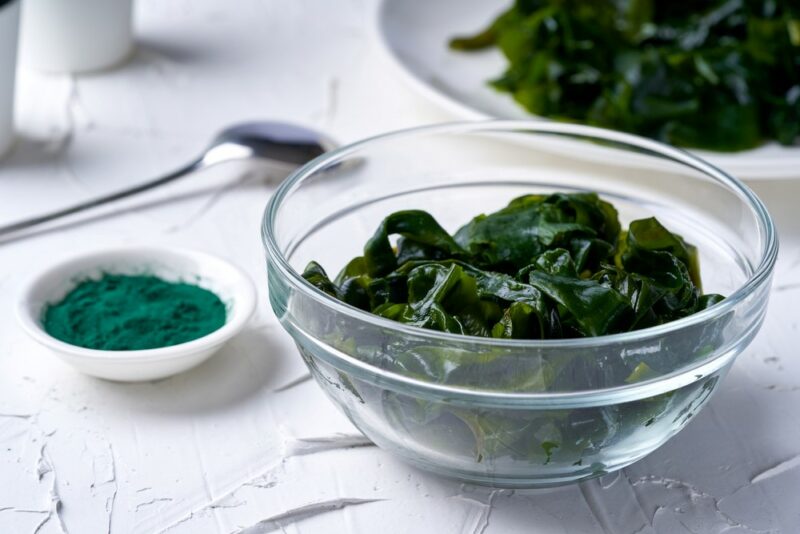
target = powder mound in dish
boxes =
[43,274,227,351]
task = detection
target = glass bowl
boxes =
[261,121,777,488]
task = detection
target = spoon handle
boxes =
[0,159,201,238]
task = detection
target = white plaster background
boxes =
[0,1,798,532]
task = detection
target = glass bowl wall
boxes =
[262,121,777,487]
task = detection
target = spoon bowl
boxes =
[0,121,337,239]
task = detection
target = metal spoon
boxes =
[0,121,337,238]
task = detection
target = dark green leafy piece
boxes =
[615,217,727,318]
[454,193,619,273]
[374,263,492,336]
[492,301,545,339]
[304,192,722,340]
[364,210,466,277]
[527,270,632,336]
[301,261,340,299]
[450,0,800,151]
[593,265,668,329]
[619,217,700,286]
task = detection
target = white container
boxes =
[16,246,257,382]
[20,0,134,73]
[0,0,20,158]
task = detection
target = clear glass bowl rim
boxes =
[261,120,778,404]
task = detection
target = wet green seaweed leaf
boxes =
[450,0,800,151]
[303,192,722,341]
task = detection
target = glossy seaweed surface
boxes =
[450,0,800,151]
[303,192,723,343]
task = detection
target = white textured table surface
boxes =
[1,1,799,533]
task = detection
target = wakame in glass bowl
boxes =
[262,121,777,488]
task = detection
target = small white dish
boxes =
[17,246,256,382]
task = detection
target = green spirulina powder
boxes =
[43,274,227,351]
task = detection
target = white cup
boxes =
[0,0,20,159]
[20,0,134,73]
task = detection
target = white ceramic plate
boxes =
[377,0,800,180]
